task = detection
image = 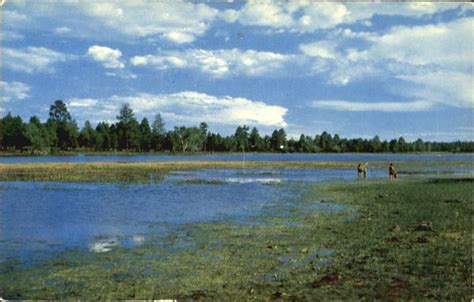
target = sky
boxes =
[1,1,473,142]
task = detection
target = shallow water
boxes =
[0,152,472,164]
[0,180,287,263]
[168,167,389,183]
[0,166,380,264]
[0,158,471,266]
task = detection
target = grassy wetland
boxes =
[0,159,470,183]
[0,158,472,300]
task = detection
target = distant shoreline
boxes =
[0,151,473,157]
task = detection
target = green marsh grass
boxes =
[0,160,470,183]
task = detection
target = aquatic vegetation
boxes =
[0,176,471,299]
[0,160,470,183]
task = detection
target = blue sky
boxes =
[1,1,472,141]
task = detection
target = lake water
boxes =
[0,152,472,164]
[0,153,472,266]
[0,165,387,264]
[0,179,291,263]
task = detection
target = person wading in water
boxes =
[357,162,368,178]
[389,163,397,181]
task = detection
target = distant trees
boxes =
[26,116,51,151]
[78,121,97,149]
[116,104,140,150]
[169,125,207,153]
[151,114,165,151]
[234,125,249,152]
[48,100,79,150]
[1,113,29,150]
[249,127,264,151]
[270,128,287,152]
[1,100,473,153]
[139,118,152,152]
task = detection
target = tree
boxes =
[1,113,28,150]
[0,117,3,148]
[297,134,315,153]
[370,135,382,153]
[116,104,140,150]
[199,122,208,152]
[170,126,204,153]
[96,122,111,151]
[48,100,78,150]
[234,125,249,152]
[249,127,264,151]
[271,128,287,152]
[414,138,425,152]
[25,116,50,151]
[116,103,135,125]
[109,124,119,150]
[319,131,333,152]
[139,118,152,152]
[49,100,71,123]
[151,114,166,151]
[332,134,341,152]
[55,119,78,150]
[389,139,398,153]
[397,136,407,153]
[207,132,219,153]
[78,121,97,149]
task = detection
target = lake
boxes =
[0,152,472,164]
[0,165,384,265]
[0,153,472,267]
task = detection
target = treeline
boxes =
[1,100,473,154]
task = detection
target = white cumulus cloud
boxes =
[311,100,434,112]
[4,47,72,73]
[221,1,462,33]
[299,41,337,59]
[5,2,218,44]
[87,45,124,69]
[301,17,473,108]
[131,48,297,77]
[83,2,218,43]
[67,91,288,127]
[0,81,31,102]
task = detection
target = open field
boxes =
[1,176,471,300]
[0,160,471,183]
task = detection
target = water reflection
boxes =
[0,180,286,261]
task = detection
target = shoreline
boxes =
[1,151,473,157]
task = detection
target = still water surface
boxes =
[0,166,384,263]
[0,154,471,265]
[0,152,471,164]
[0,177,291,263]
